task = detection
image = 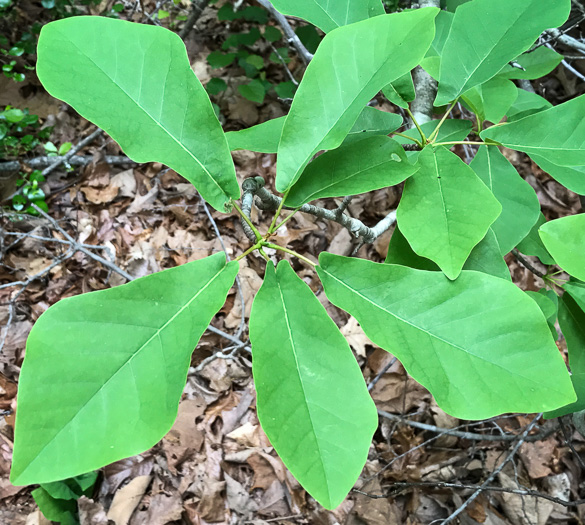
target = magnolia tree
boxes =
[10,0,585,510]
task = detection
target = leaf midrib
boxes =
[275,273,331,506]
[19,262,231,479]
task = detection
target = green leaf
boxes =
[295,24,322,53]
[396,146,501,280]
[274,81,297,99]
[426,10,453,58]
[276,8,438,192]
[206,77,228,96]
[11,253,239,486]
[269,0,385,33]
[498,46,563,80]
[545,291,585,418]
[393,118,472,147]
[343,106,402,144]
[505,87,552,122]
[264,25,282,42]
[539,214,585,281]
[531,157,585,195]
[461,77,518,124]
[286,136,417,207]
[249,261,377,509]
[317,253,576,419]
[435,0,570,105]
[383,72,415,109]
[32,487,78,525]
[36,17,239,212]
[481,94,585,166]
[238,79,266,104]
[470,146,540,254]
[525,290,558,340]
[226,116,285,153]
[516,213,555,265]
[386,224,511,281]
[225,105,400,154]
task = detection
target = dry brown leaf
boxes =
[340,316,371,358]
[81,185,120,205]
[129,492,183,525]
[226,422,259,448]
[197,480,226,522]
[518,439,556,479]
[225,473,258,516]
[110,169,137,197]
[107,475,152,525]
[496,472,553,525]
[246,453,278,491]
[78,496,109,525]
[224,264,263,329]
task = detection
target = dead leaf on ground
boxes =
[107,475,152,525]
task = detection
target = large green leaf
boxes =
[539,214,585,281]
[227,106,401,154]
[269,0,385,33]
[516,212,555,265]
[481,95,585,166]
[462,77,518,124]
[396,146,501,280]
[498,46,563,80]
[383,72,415,109]
[505,88,552,122]
[435,0,570,105]
[285,137,417,207]
[226,116,285,153]
[249,261,377,509]
[318,253,575,419]
[530,156,585,196]
[11,252,239,486]
[470,146,540,254]
[545,290,585,418]
[386,225,510,281]
[276,8,438,192]
[36,17,239,211]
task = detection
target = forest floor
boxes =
[2,1,585,524]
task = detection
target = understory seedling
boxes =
[10,0,585,511]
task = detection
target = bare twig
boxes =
[42,128,104,177]
[242,176,396,243]
[179,0,210,40]
[512,249,547,279]
[377,410,558,443]
[0,155,135,174]
[440,414,542,524]
[545,28,585,55]
[355,480,585,508]
[255,0,313,64]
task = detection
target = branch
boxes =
[179,0,210,40]
[377,409,559,443]
[41,128,104,177]
[0,154,135,174]
[409,0,440,125]
[512,249,547,279]
[242,176,396,244]
[546,28,585,55]
[255,0,314,64]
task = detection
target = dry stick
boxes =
[42,128,104,177]
[0,155,135,174]
[512,249,547,279]
[255,0,313,64]
[439,414,542,524]
[377,409,558,443]
[179,0,210,40]
[355,481,585,509]
[546,28,585,55]
[242,177,397,244]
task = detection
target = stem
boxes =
[434,141,487,146]
[232,201,262,241]
[273,208,300,233]
[235,242,262,262]
[392,132,423,147]
[405,107,427,144]
[267,188,290,235]
[264,242,317,267]
[427,99,458,143]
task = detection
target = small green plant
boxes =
[12,170,49,215]
[0,107,52,158]
[10,0,585,511]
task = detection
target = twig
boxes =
[255,0,313,64]
[512,249,547,279]
[179,0,210,40]
[242,177,396,243]
[0,155,135,174]
[377,410,558,443]
[42,128,104,177]
[367,357,397,391]
[354,480,585,508]
[545,28,585,55]
[440,414,542,524]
